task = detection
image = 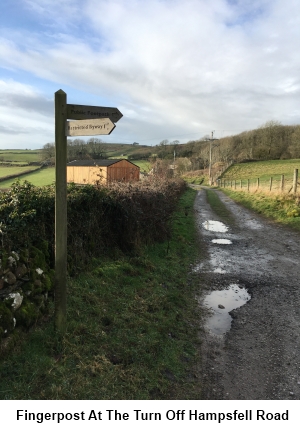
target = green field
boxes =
[132,160,151,171]
[0,167,55,188]
[0,166,39,179]
[221,159,300,191]
[0,150,42,163]
[222,159,300,181]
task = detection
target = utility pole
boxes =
[208,130,218,185]
[208,131,214,184]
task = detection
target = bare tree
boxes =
[41,142,55,161]
[86,138,107,159]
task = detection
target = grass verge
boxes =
[205,188,236,227]
[221,189,300,231]
[0,187,203,400]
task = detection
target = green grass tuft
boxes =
[205,189,236,227]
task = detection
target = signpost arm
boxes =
[54,89,67,334]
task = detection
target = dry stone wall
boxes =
[0,247,54,347]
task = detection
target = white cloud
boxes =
[0,0,299,148]
[0,80,53,148]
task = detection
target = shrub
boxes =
[0,178,186,274]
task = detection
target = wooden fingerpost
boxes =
[293,169,298,193]
[54,89,67,334]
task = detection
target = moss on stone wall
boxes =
[0,246,54,343]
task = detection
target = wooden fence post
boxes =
[280,174,284,192]
[293,169,298,193]
[54,89,67,334]
[269,177,273,191]
[257,178,259,189]
[247,179,250,191]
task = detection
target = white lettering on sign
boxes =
[65,118,115,136]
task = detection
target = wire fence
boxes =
[218,169,299,194]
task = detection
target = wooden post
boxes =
[280,174,284,192]
[54,90,67,334]
[247,179,250,192]
[257,178,259,189]
[293,169,298,193]
[269,177,273,191]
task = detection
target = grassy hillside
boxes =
[222,159,300,181]
[103,143,152,158]
[220,159,300,191]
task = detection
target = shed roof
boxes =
[67,159,139,168]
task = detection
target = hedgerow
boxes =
[0,177,186,274]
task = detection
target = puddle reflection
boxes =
[203,284,250,335]
[212,239,232,244]
[213,268,227,274]
[202,220,228,233]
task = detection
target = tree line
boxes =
[153,121,300,170]
[41,121,300,170]
[41,138,107,163]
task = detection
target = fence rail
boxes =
[219,169,299,193]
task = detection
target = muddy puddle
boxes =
[212,239,232,244]
[213,268,227,274]
[202,220,228,233]
[203,284,250,335]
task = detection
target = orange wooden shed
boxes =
[67,159,140,185]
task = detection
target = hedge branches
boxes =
[0,178,186,274]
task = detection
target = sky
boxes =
[0,0,299,149]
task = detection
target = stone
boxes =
[7,256,17,268]
[4,271,17,285]
[7,292,23,310]
[15,264,28,279]
[218,304,225,309]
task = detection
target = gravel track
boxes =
[194,187,300,400]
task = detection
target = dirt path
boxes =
[194,187,300,400]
